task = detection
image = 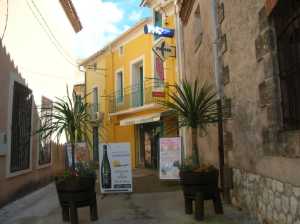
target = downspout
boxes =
[174,1,187,159]
[211,0,229,203]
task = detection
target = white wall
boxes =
[0,0,83,104]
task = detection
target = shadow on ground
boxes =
[0,169,256,224]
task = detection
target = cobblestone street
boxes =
[0,171,257,224]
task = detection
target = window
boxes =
[92,87,98,112]
[10,82,32,172]
[154,55,164,88]
[193,5,203,51]
[93,63,97,70]
[273,0,300,129]
[116,71,124,103]
[119,46,124,56]
[38,97,52,166]
[154,11,162,40]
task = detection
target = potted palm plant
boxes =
[36,90,98,223]
[160,79,222,220]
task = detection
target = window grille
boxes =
[273,0,300,129]
[10,82,32,172]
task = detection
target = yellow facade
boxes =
[81,16,178,168]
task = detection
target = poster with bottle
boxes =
[159,137,181,180]
[99,143,132,193]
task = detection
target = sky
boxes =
[73,0,151,59]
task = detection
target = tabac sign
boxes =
[152,38,176,61]
[144,25,175,38]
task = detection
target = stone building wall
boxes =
[179,0,300,223]
[232,169,300,224]
[181,0,219,167]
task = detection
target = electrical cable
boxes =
[29,0,75,62]
[26,0,79,68]
[1,0,8,40]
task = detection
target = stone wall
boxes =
[179,0,300,223]
[232,168,300,224]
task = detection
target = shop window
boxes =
[273,0,300,129]
[193,4,203,52]
[116,71,124,103]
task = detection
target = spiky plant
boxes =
[36,90,92,171]
[160,79,219,166]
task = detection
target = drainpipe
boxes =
[174,1,188,159]
[211,0,230,203]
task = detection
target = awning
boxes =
[120,113,161,126]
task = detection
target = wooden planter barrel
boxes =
[180,168,223,221]
[55,176,98,224]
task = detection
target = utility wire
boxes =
[1,0,8,40]
[29,0,75,62]
[26,0,107,77]
[26,0,79,68]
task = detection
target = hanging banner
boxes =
[159,137,181,180]
[99,143,132,193]
[144,24,175,38]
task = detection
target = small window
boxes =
[154,11,163,40]
[116,71,124,103]
[193,5,203,52]
[119,46,124,56]
[93,63,97,70]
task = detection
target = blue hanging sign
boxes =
[144,25,175,38]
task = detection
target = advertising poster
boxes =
[99,143,132,193]
[159,137,181,180]
[66,142,90,166]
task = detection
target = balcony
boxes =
[86,103,104,126]
[108,80,168,114]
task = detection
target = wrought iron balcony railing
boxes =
[108,79,168,114]
[86,103,104,124]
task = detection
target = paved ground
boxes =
[0,169,257,224]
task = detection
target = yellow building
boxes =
[80,16,178,169]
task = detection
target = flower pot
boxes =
[179,167,223,220]
[55,176,98,224]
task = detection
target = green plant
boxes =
[36,89,92,171]
[161,79,219,167]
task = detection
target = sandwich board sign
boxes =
[152,38,176,61]
[99,143,132,193]
[159,137,181,180]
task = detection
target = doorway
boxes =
[139,122,162,169]
[132,60,144,107]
